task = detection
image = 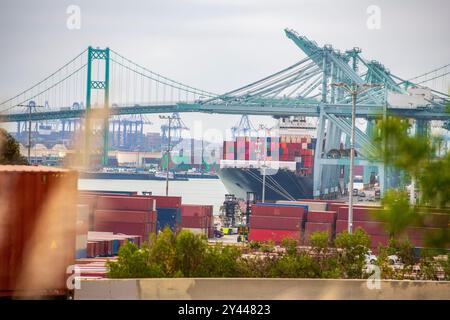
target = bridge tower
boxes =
[85,46,110,167]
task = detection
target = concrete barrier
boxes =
[74,278,450,300]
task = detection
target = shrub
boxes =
[335,228,371,278]
[107,241,165,278]
[270,254,316,278]
[309,231,330,251]
[281,237,298,256]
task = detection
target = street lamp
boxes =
[330,82,381,234]
[257,124,269,203]
[17,101,44,164]
[159,114,180,196]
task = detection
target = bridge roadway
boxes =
[0,102,448,122]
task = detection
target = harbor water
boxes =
[78,178,227,214]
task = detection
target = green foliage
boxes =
[269,254,316,278]
[281,237,298,256]
[260,240,275,253]
[335,228,371,278]
[106,242,165,278]
[175,230,208,277]
[372,190,419,238]
[309,231,330,250]
[107,227,449,280]
[371,117,432,174]
[371,114,450,249]
[386,238,415,265]
[419,152,450,208]
[0,129,28,165]
[196,243,242,277]
[248,240,261,250]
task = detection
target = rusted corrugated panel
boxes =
[0,166,77,297]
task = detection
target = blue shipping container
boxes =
[157,208,181,232]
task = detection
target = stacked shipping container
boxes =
[222,135,316,176]
[181,204,214,238]
[93,195,157,241]
[248,203,307,243]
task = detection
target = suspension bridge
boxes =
[1,28,449,197]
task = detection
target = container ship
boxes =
[218,117,318,201]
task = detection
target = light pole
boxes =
[330,82,381,234]
[257,124,269,203]
[17,101,44,164]
[159,114,179,196]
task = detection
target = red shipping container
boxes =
[250,216,302,231]
[0,166,77,297]
[87,242,96,258]
[94,222,155,240]
[337,207,383,222]
[304,222,333,244]
[94,210,156,224]
[248,229,301,244]
[251,204,306,219]
[145,195,182,208]
[181,216,209,228]
[181,204,208,217]
[406,227,443,240]
[97,196,155,211]
[328,203,347,213]
[336,220,388,236]
[307,211,336,224]
[370,235,390,248]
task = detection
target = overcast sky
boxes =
[0,0,449,135]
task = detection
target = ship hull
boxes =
[218,167,313,201]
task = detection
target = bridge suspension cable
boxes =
[0,49,88,113]
[109,49,218,100]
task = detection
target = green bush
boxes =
[309,231,330,251]
[106,242,165,278]
[281,237,298,256]
[107,227,448,280]
[334,228,371,278]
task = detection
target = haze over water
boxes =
[78,178,227,214]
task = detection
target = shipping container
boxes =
[336,220,388,236]
[336,207,384,222]
[181,215,210,228]
[97,196,155,211]
[277,200,327,212]
[251,203,307,219]
[248,229,301,244]
[94,209,156,224]
[304,222,333,244]
[94,222,155,241]
[145,195,182,209]
[76,204,90,235]
[0,165,77,298]
[157,208,181,232]
[307,211,337,224]
[250,216,302,231]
